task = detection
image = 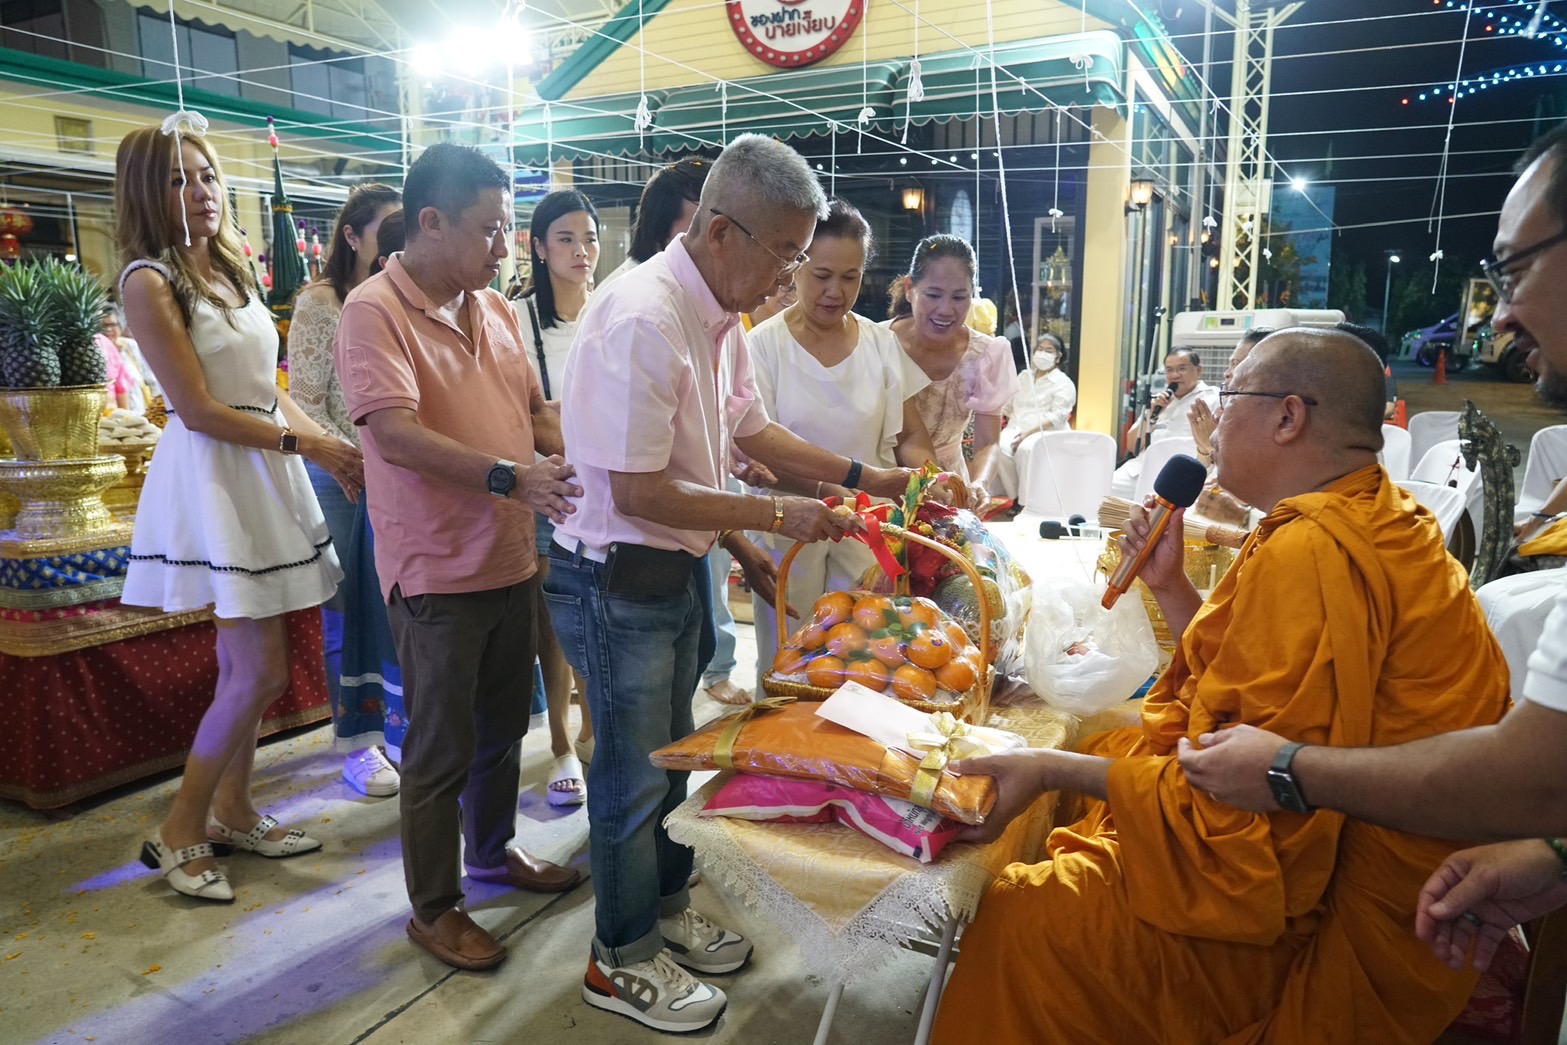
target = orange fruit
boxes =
[845,657,890,691]
[799,620,830,651]
[852,594,898,632]
[813,591,855,629]
[773,646,809,676]
[962,644,987,667]
[906,629,954,670]
[934,654,977,693]
[805,654,847,689]
[826,621,869,658]
[868,630,905,669]
[938,620,971,650]
[892,663,938,701]
[899,597,942,629]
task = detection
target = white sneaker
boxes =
[343,747,399,797]
[582,948,727,1033]
[659,907,753,974]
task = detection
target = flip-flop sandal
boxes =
[547,752,587,807]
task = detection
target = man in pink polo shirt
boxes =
[336,143,582,973]
[548,134,912,1034]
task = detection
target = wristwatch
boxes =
[278,428,299,454]
[487,459,518,498]
[1265,741,1313,814]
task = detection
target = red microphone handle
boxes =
[1102,494,1178,609]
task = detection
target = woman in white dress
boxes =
[885,236,1018,495]
[511,189,600,806]
[747,199,938,678]
[116,125,362,901]
[990,332,1078,503]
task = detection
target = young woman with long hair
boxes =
[116,125,362,900]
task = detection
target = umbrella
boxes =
[264,116,308,314]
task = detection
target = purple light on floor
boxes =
[73,858,155,893]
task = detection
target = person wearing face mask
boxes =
[885,235,1018,494]
[746,198,938,682]
[988,332,1076,504]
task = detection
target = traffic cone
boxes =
[1433,349,1447,385]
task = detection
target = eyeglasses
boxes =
[710,208,808,278]
[1217,388,1319,407]
[1481,228,1567,303]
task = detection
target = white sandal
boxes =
[547,752,587,807]
[140,837,234,902]
[574,736,596,766]
[208,815,322,859]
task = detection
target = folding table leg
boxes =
[912,916,960,1045]
[812,979,846,1045]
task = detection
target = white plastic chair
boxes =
[1515,424,1567,525]
[1379,424,1413,482]
[1018,430,1116,521]
[1408,410,1461,468]
[1401,479,1470,543]
[1133,437,1202,503]
[1410,438,1483,540]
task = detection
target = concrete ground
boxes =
[4,361,1561,1045]
[1,616,946,1045]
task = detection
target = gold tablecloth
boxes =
[664,702,1078,981]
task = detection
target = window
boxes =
[139,11,239,97]
[289,44,368,122]
[54,115,91,154]
[2,0,64,61]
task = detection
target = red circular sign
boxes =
[726,0,867,69]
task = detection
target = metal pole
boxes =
[1382,261,1393,337]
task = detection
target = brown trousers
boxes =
[386,576,538,924]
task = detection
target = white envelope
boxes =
[814,682,1026,761]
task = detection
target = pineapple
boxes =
[0,262,61,388]
[40,258,108,388]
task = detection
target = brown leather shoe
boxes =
[407,908,506,971]
[465,846,582,893]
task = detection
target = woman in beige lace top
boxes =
[884,235,1018,494]
[286,183,403,799]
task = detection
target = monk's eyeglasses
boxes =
[1217,388,1319,407]
[1481,228,1567,303]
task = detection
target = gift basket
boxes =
[762,521,995,724]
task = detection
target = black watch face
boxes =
[488,464,515,496]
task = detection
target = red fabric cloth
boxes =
[0,609,328,809]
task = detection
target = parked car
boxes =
[1475,325,1533,383]
[1403,313,1467,368]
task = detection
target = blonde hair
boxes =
[114,126,256,327]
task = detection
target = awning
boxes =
[893,29,1124,126]
[513,91,667,166]
[650,61,904,155]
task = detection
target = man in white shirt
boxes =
[1176,122,1567,974]
[546,134,911,1034]
[1110,348,1219,497]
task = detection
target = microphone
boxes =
[1150,379,1179,420]
[1040,514,1092,540]
[1101,453,1208,609]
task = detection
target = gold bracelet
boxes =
[769,496,785,533]
[718,529,735,543]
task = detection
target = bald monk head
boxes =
[1211,326,1386,512]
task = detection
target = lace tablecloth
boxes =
[664,703,1078,981]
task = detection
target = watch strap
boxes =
[1268,741,1312,813]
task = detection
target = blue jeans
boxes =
[306,461,354,721]
[543,544,700,966]
[701,543,738,687]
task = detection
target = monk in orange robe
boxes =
[933,327,1509,1044]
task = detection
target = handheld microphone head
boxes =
[1152,454,1208,508]
[1068,514,1087,527]
[1039,520,1069,540]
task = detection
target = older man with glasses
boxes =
[1179,122,1567,978]
[545,134,912,1034]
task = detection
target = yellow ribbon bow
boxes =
[907,712,987,809]
[712,694,797,770]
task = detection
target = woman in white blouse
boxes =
[747,199,937,678]
[510,189,600,806]
[989,332,1077,502]
[286,183,403,799]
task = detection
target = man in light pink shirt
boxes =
[548,134,912,1034]
[336,143,582,974]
